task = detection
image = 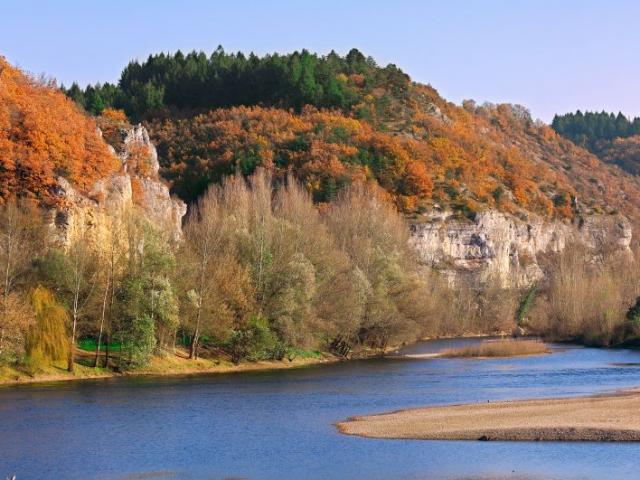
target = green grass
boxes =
[286,347,322,360]
[77,338,121,352]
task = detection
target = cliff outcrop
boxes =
[410,210,632,288]
[49,125,186,245]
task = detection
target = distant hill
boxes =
[552,110,640,179]
[51,49,640,224]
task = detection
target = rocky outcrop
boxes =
[50,125,186,245]
[410,210,632,288]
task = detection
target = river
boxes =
[2,338,640,479]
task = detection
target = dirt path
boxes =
[338,389,640,441]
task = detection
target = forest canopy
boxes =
[552,110,640,150]
[63,47,410,122]
[552,110,640,178]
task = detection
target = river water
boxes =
[2,338,640,480]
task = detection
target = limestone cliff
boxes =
[410,210,632,288]
[49,125,186,245]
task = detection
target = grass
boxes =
[441,339,550,358]
[0,345,336,386]
[286,347,322,360]
[77,338,121,352]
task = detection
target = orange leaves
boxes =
[402,161,433,198]
[101,108,127,123]
[126,144,154,178]
[0,58,118,206]
[145,91,598,219]
[131,176,144,204]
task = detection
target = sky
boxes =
[2,0,639,122]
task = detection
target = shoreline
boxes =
[0,334,488,388]
[0,353,343,388]
[0,333,534,388]
[337,388,640,442]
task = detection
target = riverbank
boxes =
[338,388,640,441]
[0,350,342,387]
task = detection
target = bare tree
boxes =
[0,200,45,356]
[65,221,99,372]
[181,188,228,359]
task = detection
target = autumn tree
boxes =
[25,286,69,371]
[0,200,45,357]
[0,57,119,206]
[326,184,430,350]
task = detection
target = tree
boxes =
[26,287,69,371]
[65,224,99,371]
[93,217,125,368]
[36,223,99,372]
[0,200,45,356]
[180,186,231,359]
[326,184,429,350]
[0,58,119,206]
[113,209,178,369]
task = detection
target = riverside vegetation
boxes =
[4,49,640,382]
[3,174,640,381]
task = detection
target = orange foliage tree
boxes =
[0,58,118,206]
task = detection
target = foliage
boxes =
[516,284,537,326]
[0,57,119,206]
[552,110,640,150]
[600,135,640,175]
[113,213,178,368]
[25,286,69,371]
[552,110,640,178]
[178,170,432,360]
[64,47,409,121]
[57,49,640,222]
[0,199,45,359]
[114,275,157,368]
[147,104,583,218]
[626,297,640,325]
[527,245,640,346]
[226,315,283,363]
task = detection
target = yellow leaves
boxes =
[26,286,70,370]
[335,73,348,83]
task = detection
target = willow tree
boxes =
[26,287,69,370]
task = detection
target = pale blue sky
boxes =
[2,0,639,122]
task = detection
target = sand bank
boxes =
[338,389,640,441]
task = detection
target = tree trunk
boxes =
[189,286,203,359]
[189,329,199,359]
[172,330,177,354]
[94,278,110,368]
[117,332,124,371]
[68,313,77,372]
[104,333,110,368]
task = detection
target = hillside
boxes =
[553,110,640,181]
[66,48,640,224]
[0,57,185,244]
[0,57,119,207]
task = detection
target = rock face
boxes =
[410,210,632,288]
[50,125,186,245]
